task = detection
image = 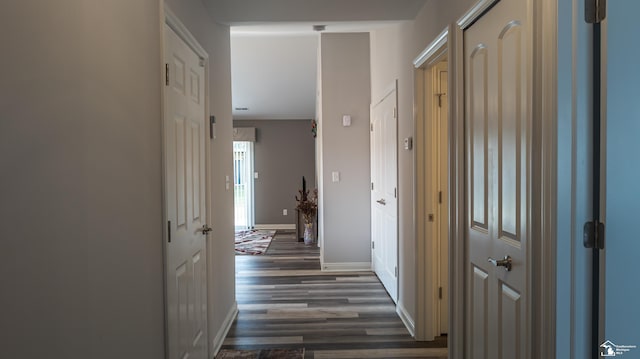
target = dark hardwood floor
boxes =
[221,230,447,358]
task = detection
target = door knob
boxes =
[376,199,387,205]
[199,225,213,235]
[487,255,512,271]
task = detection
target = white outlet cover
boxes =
[254,172,259,179]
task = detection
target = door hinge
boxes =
[439,287,443,299]
[585,0,606,23]
[394,188,397,198]
[167,220,171,243]
[372,241,375,249]
[583,220,605,249]
[371,182,374,191]
[393,107,397,119]
[438,191,443,204]
[370,123,374,132]
[394,266,398,277]
[165,63,170,86]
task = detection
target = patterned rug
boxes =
[215,348,304,358]
[234,229,275,255]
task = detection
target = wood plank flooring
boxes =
[222,231,447,358]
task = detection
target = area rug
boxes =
[215,348,304,359]
[234,229,275,255]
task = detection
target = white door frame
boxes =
[449,0,557,358]
[161,6,212,358]
[413,27,449,342]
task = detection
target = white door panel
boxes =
[464,0,530,357]
[164,24,208,359]
[371,84,398,303]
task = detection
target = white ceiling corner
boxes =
[219,0,429,120]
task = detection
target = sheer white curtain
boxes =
[233,141,254,230]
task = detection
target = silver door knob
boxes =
[199,225,212,234]
[488,255,512,271]
[376,199,387,205]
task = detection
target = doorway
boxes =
[414,29,450,342]
[233,141,255,230]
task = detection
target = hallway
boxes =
[220,231,447,358]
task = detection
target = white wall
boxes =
[0,1,164,357]
[319,33,372,267]
[164,0,237,350]
[368,0,476,330]
[0,1,235,358]
[231,34,318,120]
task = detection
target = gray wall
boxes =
[0,1,164,357]
[319,33,372,266]
[234,120,316,225]
[0,0,235,358]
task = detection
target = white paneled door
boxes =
[371,83,398,303]
[164,24,208,359]
[463,0,531,357]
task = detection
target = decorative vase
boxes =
[303,222,314,245]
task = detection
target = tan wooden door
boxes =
[435,62,449,335]
[464,0,531,357]
[164,24,208,359]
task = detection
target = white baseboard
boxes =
[211,301,238,358]
[254,224,295,230]
[321,262,372,272]
[397,302,416,337]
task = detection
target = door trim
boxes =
[413,28,448,68]
[450,0,557,357]
[413,27,449,342]
[161,5,212,358]
[535,0,558,357]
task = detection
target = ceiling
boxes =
[205,0,429,120]
[203,0,429,24]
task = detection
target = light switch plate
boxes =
[342,115,352,127]
[332,171,340,182]
[254,172,259,179]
